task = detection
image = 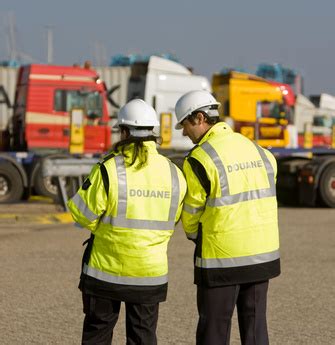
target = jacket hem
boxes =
[194,258,281,287]
[79,274,168,304]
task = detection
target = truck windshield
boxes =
[313,116,335,128]
[54,89,103,119]
[258,101,285,119]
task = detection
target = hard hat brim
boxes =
[113,120,160,129]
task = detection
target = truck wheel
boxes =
[0,162,24,203]
[32,155,71,201]
[319,163,335,208]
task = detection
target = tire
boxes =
[0,162,24,203]
[32,154,72,201]
[319,163,335,208]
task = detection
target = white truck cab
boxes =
[127,56,211,151]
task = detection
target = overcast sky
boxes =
[0,0,334,96]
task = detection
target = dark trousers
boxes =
[82,293,159,345]
[196,281,269,345]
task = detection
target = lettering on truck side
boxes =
[227,160,263,173]
[129,189,171,198]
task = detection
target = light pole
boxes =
[46,25,53,64]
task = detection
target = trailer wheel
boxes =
[32,154,71,201]
[319,163,335,208]
[0,162,24,203]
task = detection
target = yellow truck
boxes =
[212,71,290,147]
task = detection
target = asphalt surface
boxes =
[0,202,334,344]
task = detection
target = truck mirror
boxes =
[107,85,121,109]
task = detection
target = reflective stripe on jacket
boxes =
[68,141,186,289]
[182,122,280,286]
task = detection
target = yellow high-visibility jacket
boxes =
[182,122,280,286]
[68,141,186,302]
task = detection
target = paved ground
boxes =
[0,202,334,344]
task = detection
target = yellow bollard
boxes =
[160,113,172,149]
[332,125,335,149]
[69,108,84,154]
[303,122,313,149]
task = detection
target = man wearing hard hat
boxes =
[175,90,280,345]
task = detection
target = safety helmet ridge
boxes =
[174,90,221,129]
[115,99,160,128]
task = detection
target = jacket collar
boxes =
[198,122,233,145]
[116,140,159,155]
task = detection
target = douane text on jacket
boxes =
[129,189,171,198]
[227,160,263,173]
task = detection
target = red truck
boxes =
[0,64,111,202]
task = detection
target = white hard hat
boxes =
[115,99,160,128]
[175,90,221,129]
